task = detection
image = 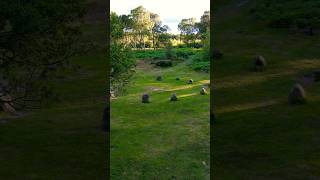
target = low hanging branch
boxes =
[0,0,88,113]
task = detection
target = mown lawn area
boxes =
[111,49,210,179]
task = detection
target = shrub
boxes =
[111,43,135,95]
[155,60,173,67]
[165,42,176,60]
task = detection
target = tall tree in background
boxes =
[150,13,161,49]
[131,6,153,49]
[197,11,210,40]
[178,18,198,47]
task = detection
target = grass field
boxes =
[110,51,210,179]
[213,0,320,179]
[0,50,107,180]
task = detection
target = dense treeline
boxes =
[111,6,210,49]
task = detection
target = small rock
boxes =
[0,94,17,115]
[254,55,266,72]
[176,77,180,81]
[188,79,193,84]
[200,88,207,95]
[142,93,150,103]
[288,83,306,104]
[170,93,178,101]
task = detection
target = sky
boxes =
[110,0,210,34]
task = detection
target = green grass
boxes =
[213,0,320,179]
[111,52,210,179]
[0,27,107,180]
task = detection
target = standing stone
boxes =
[288,83,306,104]
[254,55,266,72]
[0,94,17,115]
[176,77,180,81]
[170,93,178,101]
[188,79,194,84]
[142,93,150,103]
[200,88,207,95]
[156,76,162,81]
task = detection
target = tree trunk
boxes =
[152,33,155,50]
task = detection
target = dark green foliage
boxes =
[189,30,210,72]
[133,49,166,60]
[177,44,188,48]
[155,60,173,67]
[110,12,136,96]
[110,12,125,41]
[110,43,135,95]
[189,60,210,72]
[176,51,191,59]
[165,42,176,60]
[252,0,320,29]
[0,0,86,109]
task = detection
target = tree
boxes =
[0,0,86,111]
[150,13,161,49]
[110,12,125,42]
[130,6,153,48]
[152,23,170,48]
[110,12,135,96]
[178,18,198,47]
[196,11,210,40]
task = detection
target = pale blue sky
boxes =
[110,0,210,34]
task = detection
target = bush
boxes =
[111,43,135,95]
[165,42,176,60]
[174,48,196,59]
[155,60,173,67]
[177,44,188,48]
[189,61,209,72]
[133,49,165,60]
[192,42,203,49]
[176,51,190,59]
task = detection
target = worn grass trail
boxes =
[213,0,320,179]
[111,59,210,179]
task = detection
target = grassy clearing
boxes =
[213,0,320,179]
[111,50,210,179]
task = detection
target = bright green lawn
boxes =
[213,0,320,179]
[111,58,210,179]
